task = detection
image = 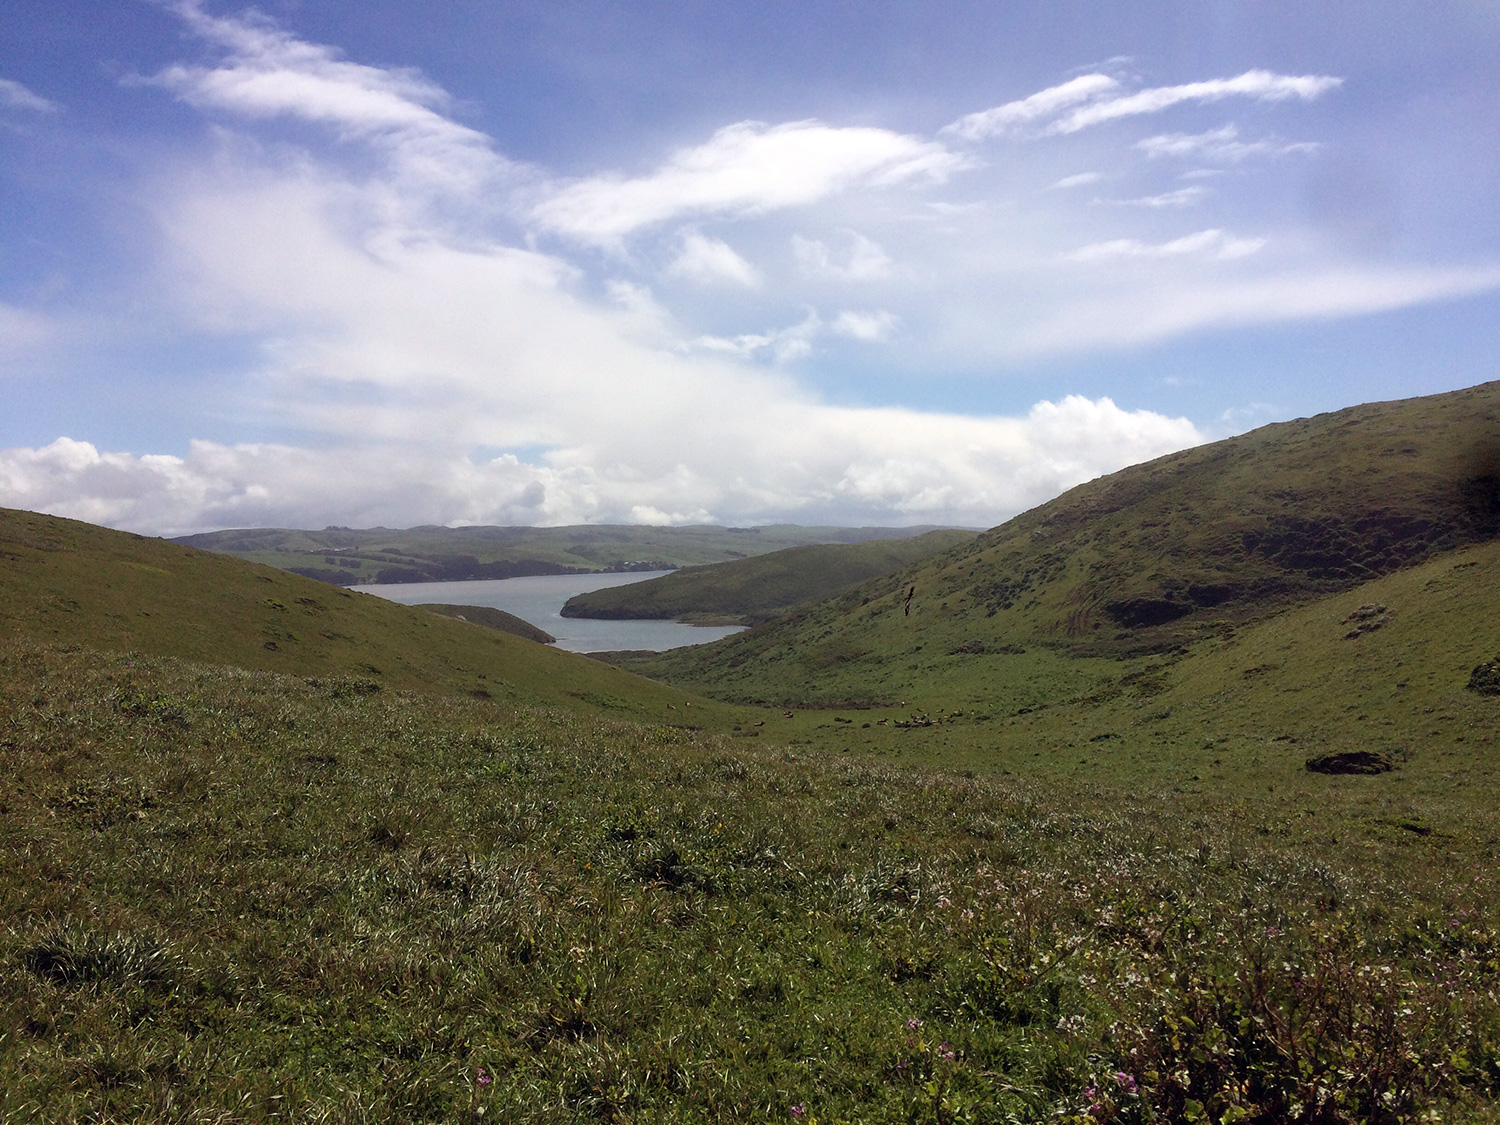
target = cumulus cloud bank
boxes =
[4,9,1495,536]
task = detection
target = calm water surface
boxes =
[363,572,746,653]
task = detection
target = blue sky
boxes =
[2,1,1498,533]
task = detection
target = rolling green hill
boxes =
[560,529,977,625]
[5,381,1500,1119]
[173,522,966,586]
[631,381,1500,708]
[0,507,736,728]
[417,603,557,644]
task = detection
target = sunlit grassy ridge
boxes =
[561,530,977,625]
[633,382,1500,704]
[0,507,737,728]
[2,642,1496,1122]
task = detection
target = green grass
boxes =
[2,641,1496,1122]
[4,382,1500,1119]
[625,539,1500,821]
[561,530,977,625]
[0,507,741,730]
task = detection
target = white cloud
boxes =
[1052,70,1342,133]
[1135,124,1319,162]
[0,77,57,113]
[11,7,1496,539]
[1101,186,1208,208]
[942,73,1120,141]
[1052,172,1103,189]
[532,120,965,244]
[830,309,900,342]
[668,231,761,287]
[691,310,822,362]
[791,231,893,280]
[1,394,1204,535]
[146,1,506,193]
[946,69,1341,141]
[1068,229,1265,262]
[1011,263,1500,355]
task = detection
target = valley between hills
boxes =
[2,382,1498,1123]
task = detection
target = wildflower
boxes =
[1114,1071,1137,1095]
[790,1105,806,1118]
[939,1042,955,1061]
[907,1017,923,1031]
[475,1066,493,1086]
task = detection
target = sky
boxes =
[1,1,1497,535]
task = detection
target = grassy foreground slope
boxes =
[175,523,963,586]
[561,529,977,625]
[634,381,1500,705]
[2,641,1497,1122]
[0,508,736,728]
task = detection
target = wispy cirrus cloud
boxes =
[1135,123,1319,162]
[1051,171,1104,189]
[941,73,1120,141]
[945,69,1341,141]
[1100,185,1208,208]
[0,77,57,113]
[668,232,761,288]
[145,0,507,191]
[1068,229,1265,262]
[532,120,966,244]
[791,231,894,281]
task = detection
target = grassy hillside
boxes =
[418,603,557,644]
[174,523,966,586]
[561,529,977,625]
[0,507,737,728]
[625,537,1500,801]
[633,381,1500,704]
[5,384,1500,1120]
[2,640,1496,1121]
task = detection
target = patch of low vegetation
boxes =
[2,641,1497,1121]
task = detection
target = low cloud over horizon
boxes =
[2,2,1497,535]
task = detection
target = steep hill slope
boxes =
[417,603,557,644]
[560,529,977,625]
[0,508,735,726]
[633,381,1500,704]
